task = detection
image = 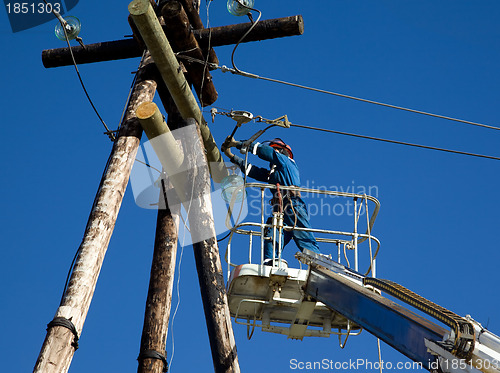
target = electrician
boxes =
[221,136,321,264]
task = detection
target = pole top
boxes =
[128,0,150,17]
[136,102,158,120]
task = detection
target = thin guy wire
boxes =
[289,123,500,161]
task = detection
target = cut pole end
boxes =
[128,0,150,16]
[136,102,158,119]
[296,15,304,35]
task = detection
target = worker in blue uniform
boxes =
[221,136,321,263]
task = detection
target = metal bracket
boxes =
[256,114,291,128]
[229,110,254,126]
[269,271,288,299]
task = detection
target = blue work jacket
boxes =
[230,141,301,187]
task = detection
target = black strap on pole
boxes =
[137,349,168,372]
[46,316,79,350]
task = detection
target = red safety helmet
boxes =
[269,138,293,159]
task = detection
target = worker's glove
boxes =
[223,136,239,149]
[223,147,234,159]
[221,136,236,158]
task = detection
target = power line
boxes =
[63,34,115,141]
[43,0,115,141]
[177,55,500,132]
[289,122,500,161]
[253,75,500,132]
[230,0,262,74]
[212,109,500,161]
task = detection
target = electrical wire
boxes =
[178,55,500,132]
[219,150,251,244]
[168,216,184,372]
[198,0,214,107]
[42,0,115,140]
[57,52,149,306]
[230,0,262,73]
[217,230,231,242]
[252,74,500,132]
[59,142,114,305]
[377,338,383,373]
[134,158,163,174]
[168,151,197,371]
[64,38,115,140]
[167,213,184,372]
[218,124,278,244]
[289,122,500,162]
[59,244,80,306]
[114,51,147,133]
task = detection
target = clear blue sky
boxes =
[1,1,499,372]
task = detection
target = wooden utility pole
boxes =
[184,118,240,373]
[162,1,218,107]
[33,54,157,373]
[136,95,185,373]
[135,100,240,372]
[137,181,179,373]
[129,0,228,183]
[128,1,240,366]
[37,1,306,371]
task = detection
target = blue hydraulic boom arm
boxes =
[298,250,500,373]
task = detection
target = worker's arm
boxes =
[236,141,287,167]
[229,154,269,182]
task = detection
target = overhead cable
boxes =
[252,75,500,132]
[176,55,500,132]
[210,109,499,161]
[230,0,262,73]
[289,122,500,161]
[43,0,115,140]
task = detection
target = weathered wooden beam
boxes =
[41,15,304,68]
[129,0,227,183]
[162,1,217,107]
[183,118,240,373]
[196,14,304,50]
[173,0,203,29]
[135,100,240,372]
[33,54,157,373]
[172,0,219,67]
[135,102,191,205]
[128,0,202,124]
[43,38,142,67]
[130,0,217,67]
[137,183,179,373]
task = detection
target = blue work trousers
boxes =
[264,197,321,260]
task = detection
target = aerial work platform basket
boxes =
[223,182,381,340]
